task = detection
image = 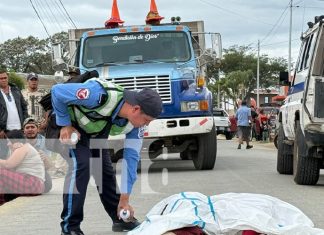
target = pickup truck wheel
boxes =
[277,123,293,174]
[273,134,278,149]
[225,131,233,140]
[192,126,217,170]
[293,121,320,185]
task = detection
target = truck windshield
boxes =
[82,31,191,68]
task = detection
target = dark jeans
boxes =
[60,131,120,233]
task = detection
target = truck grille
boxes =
[108,75,172,103]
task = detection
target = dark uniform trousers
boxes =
[60,128,120,233]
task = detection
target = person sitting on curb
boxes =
[0,129,45,206]
[23,117,53,193]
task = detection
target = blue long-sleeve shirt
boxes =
[51,79,142,194]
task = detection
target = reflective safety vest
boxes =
[69,78,134,135]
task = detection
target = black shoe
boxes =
[237,144,241,149]
[112,219,141,232]
[61,230,84,235]
[246,145,253,149]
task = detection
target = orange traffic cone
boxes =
[105,0,124,28]
[146,0,164,25]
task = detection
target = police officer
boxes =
[51,77,162,235]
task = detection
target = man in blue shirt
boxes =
[235,100,253,149]
[51,78,162,235]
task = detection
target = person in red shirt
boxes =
[258,109,269,141]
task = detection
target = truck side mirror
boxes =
[279,71,290,86]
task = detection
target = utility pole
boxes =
[217,69,221,108]
[257,39,260,107]
[288,0,293,76]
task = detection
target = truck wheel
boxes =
[277,123,293,174]
[192,126,217,170]
[293,121,320,185]
[273,134,278,149]
[225,131,233,140]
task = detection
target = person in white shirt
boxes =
[0,69,28,159]
[0,129,45,206]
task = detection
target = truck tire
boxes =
[293,121,320,185]
[225,131,233,140]
[273,134,278,149]
[277,123,293,174]
[192,126,217,170]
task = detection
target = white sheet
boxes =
[128,192,324,235]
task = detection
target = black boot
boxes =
[112,219,141,232]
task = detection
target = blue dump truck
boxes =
[53,20,221,170]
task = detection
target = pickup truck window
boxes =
[82,31,191,68]
[213,110,228,117]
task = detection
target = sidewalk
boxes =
[0,178,129,235]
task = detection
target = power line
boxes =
[29,0,51,38]
[58,0,77,29]
[260,2,290,44]
[43,0,64,32]
[34,0,60,34]
[50,0,74,29]
[261,38,299,47]
[198,0,275,26]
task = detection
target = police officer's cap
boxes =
[124,88,162,118]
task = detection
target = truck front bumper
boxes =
[216,126,231,134]
[144,116,214,138]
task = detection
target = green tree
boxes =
[207,45,287,107]
[8,72,25,90]
[0,31,69,75]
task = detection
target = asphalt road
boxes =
[1,138,324,235]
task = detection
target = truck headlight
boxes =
[181,101,199,111]
[181,101,209,112]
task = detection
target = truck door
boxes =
[304,24,324,125]
[285,32,316,139]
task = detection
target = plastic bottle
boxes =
[70,132,79,145]
[119,209,131,222]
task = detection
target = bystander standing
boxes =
[235,100,253,149]
[21,73,48,133]
[0,69,28,158]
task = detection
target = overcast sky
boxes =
[1,0,324,64]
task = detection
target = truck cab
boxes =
[59,21,221,170]
[277,15,324,184]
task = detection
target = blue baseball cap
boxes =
[124,88,162,118]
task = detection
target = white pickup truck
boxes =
[277,15,324,185]
[213,108,233,140]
